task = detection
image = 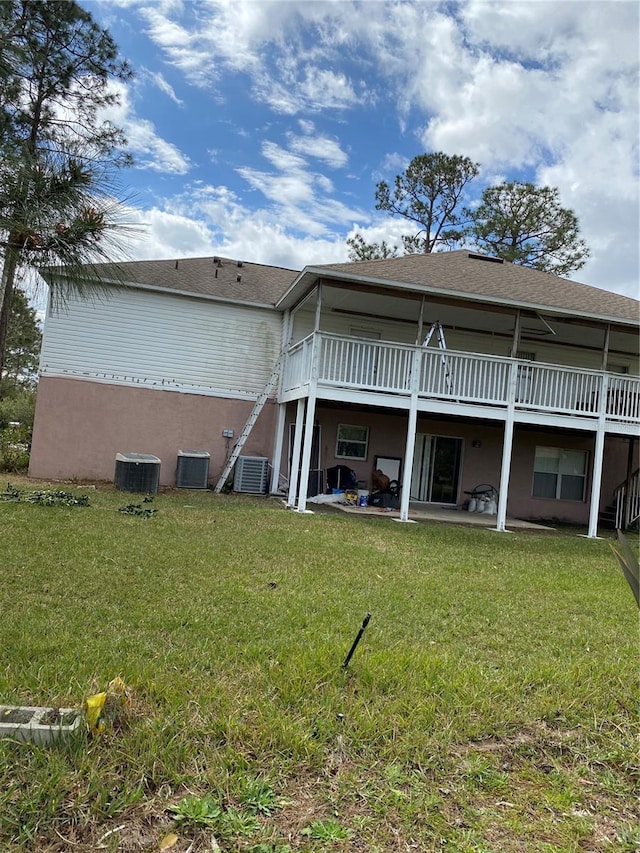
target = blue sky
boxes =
[81,0,638,298]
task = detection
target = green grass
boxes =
[0,478,637,852]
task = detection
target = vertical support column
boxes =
[510,310,521,358]
[287,398,305,507]
[587,374,609,539]
[295,327,321,513]
[269,403,287,494]
[495,409,515,532]
[416,296,426,345]
[296,389,317,513]
[314,281,323,332]
[399,348,421,522]
[587,426,606,538]
[601,324,610,371]
[495,360,518,532]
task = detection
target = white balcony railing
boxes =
[282,333,640,425]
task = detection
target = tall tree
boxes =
[346,234,398,262]
[349,152,480,260]
[466,181,590,276]
[0,0,134,390]
[1,286,41,392]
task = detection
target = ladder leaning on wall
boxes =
[213,354,283,493]
[422,321,453,393]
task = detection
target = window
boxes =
[532,447,587,501]
[336,424,369,460]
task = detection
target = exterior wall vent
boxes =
[176,450,210,489]
[234,456,269,494]
[468,252,504,264]
[114,453,161,493]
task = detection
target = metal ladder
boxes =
[213,354,283,493]
[423,321,453,393]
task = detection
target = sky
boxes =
[76,0,639,299]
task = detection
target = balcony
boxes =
[281,333,640,431]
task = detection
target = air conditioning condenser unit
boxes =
[233,456,269,494]
[114,453,161,494]
[176,450,210,489]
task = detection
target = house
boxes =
[30,250,639,536]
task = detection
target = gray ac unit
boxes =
[114,453,161,494]
[176,450,210,489]
[234,456,269,494]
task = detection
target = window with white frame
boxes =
[532,447,587,501]
[336,424,369,460]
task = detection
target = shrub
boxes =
[0,424,31,472]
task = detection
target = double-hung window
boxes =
[532,447,587,501]
[336,424,369,460]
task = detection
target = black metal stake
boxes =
[342,613,371,669]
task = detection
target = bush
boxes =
[0,389,37,431]
[0,423,31,472]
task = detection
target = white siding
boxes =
[40,287,283,398]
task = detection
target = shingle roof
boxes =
[44,249,639,325]
[302,250,639,324]
[44,255,299,307]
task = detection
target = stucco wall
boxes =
[29,376,277,486]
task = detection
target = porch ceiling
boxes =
[308,286,638,356]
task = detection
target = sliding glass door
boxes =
[411,434,463,504]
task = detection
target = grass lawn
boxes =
[0,477,637,852]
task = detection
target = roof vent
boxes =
[237,274,242,282]
[468,252,504,264]
[175,260,179,269]
[237,260,244,268]
[213,257,222,266]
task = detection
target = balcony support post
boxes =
[495,361,518,532]
[587,374,609,538]
[296,389,317,513]
[495,409,515,532]
[296,333,321,513]
[287,398,305,507]
[399,349,422,522]
[270,402,287,494]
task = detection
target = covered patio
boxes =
[312,497,556,530]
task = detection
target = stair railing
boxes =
[614,467,640,530]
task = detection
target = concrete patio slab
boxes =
[328,502,555,531]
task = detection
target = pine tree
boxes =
[0,0,134,391]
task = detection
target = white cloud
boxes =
[119,185,353,271]
[141,68,183,106]
[287,122,349,168]
[101,81,191,174]
[97,0,637,296]
[136,0,367,112]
